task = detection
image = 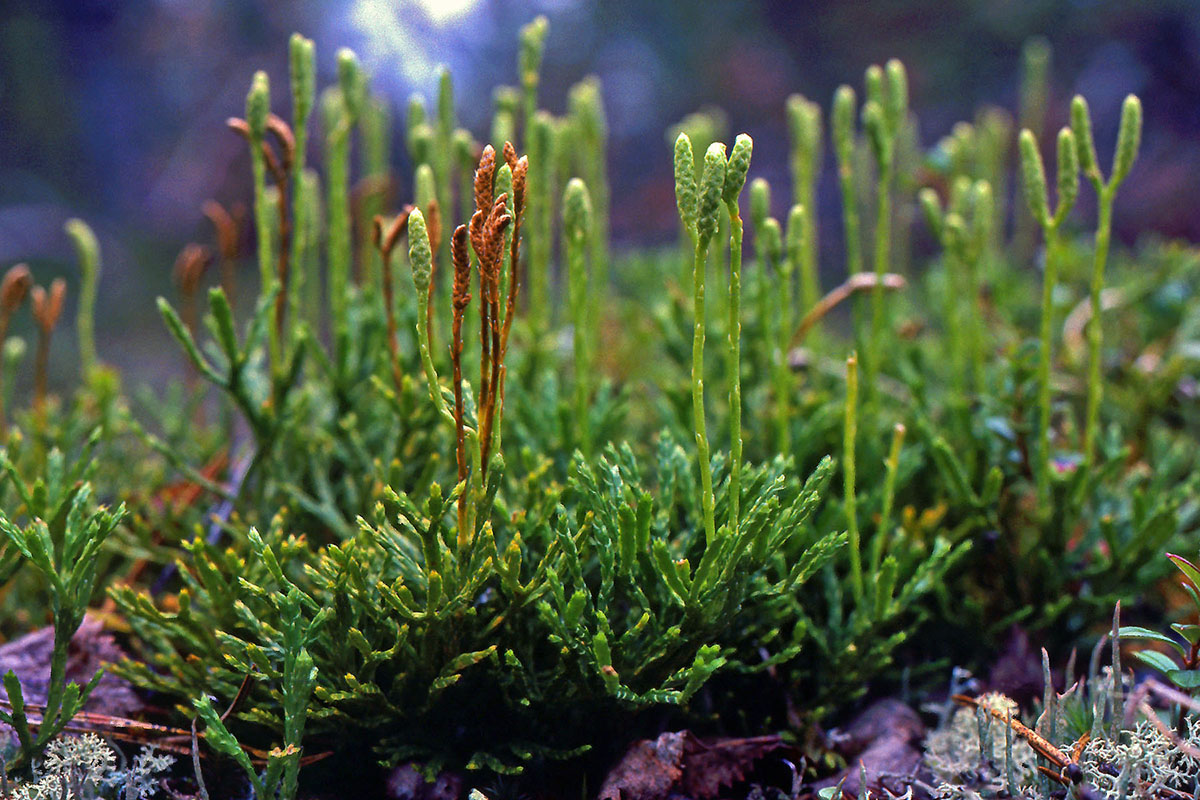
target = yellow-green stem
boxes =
[692,240,717,547]
[844,352,862,604]
[726,203,743,532]
[567,218,591,457]
[867,161,893,398]
[326,122,351,356]
[250,137,281,374]
[1036,228,1061,509]
[1084,188,1114,468]
[871,422,905,578]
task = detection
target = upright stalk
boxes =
[359,94,391,289]
[1019,127,1079,510]
[0,265,31,437]
[376,208,413,396]
[518,17,548,148]
[871,421,905,578]
[749,178,772,378]
[691,239,716,545]
[763,219,788,455]
[1014,37,1051,262]
[966,181,993,393]
[863,61,907,399]
[245,72,278,371]
[408,210,453,428]
[570,79,609,353]
[674,134,727,547]
[325,51,363,359]
[844,352,862,604]
[528,112,554,337]
[288,34,315,338]
[786,95,822,313]
[1070,94,1142,468]
[564,179,593,456]
[723,134,753,532]
[832,86,863,353]
[435,67,456,288]
[30,280,65,429]
[64,219,100,379]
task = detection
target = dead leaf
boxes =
[598,731,787,800]
[819,700,925,799]
[679,735,787,799]
[0,615,141,718]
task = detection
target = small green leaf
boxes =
[1118,626,1185,656]
[1168,669,1200,690]
[1133,649,1179,674]
[1169,553,1200,593]
[1172,623,1200,646]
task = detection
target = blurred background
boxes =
[1,0,1198,384]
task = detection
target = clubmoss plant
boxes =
[785,202,806,328]
[518,16,548,145]
[1014,36,1052,260]
[64,219,101,381]
[0,479,125,776]
[491,87,517,158]
[30,279,66,425]
[193,586,320,800]
[786,95,822,312]
[244,70,273,330]
[763,216,787,455]
[722,133,752,531]
[870,421,905,580]
[674,135,726,547]
[843,351,862,603]
[920,179,994,394]
[569,77,609,344]
[748,178,773,376]
[288,34,316,326]
[863,60,908,395]
[373,205,413,396]
[1071,93,1142,469]
[1019,125,1079,510]
[564,178,593,457]
[832,85,862,281]
[415,162,442,347]
[0,265,31,437]
[324,49,364,360]
[527,111,554,337]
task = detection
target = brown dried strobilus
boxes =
[172,243,214,422]
[373,205,414,396]
[498,153,528,401]
[472,146,498,408]
[351,173,395,283]
[173,243,214,339]
[30,278,66,420]
[465,142,528,467]
[450,224,472,534]
[227,113,295,348]
[0,264,32,436]
[423,196,442,348]
[478,196,512,467]
[202,200,244,302]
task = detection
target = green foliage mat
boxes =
[0,18,1195,799]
